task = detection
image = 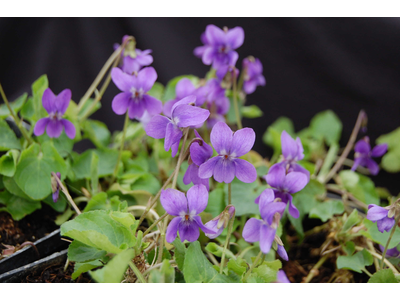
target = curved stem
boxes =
[171,128,190,189]
[304,255,328,283]
[380,214,400,270]
[219,182,233,274]
[243,250,263,282]
[143,213,168,236]
[142,260,176,276]
[52,172,81,215]
[111,112,130,182]
[355,246,399,274]
[128,261,146,283]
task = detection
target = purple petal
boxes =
[377,217,395,233]
[46,120,64,138]
[202,47,215,66]
[128,98,146,119]
[210,122,233,155]
[287,197,300,219]
[371,144,388,157]
[198,156,220,179]
[230,128,255,157]
[290,163,310,180]
[259,224,276,254]
[183,164,194,185]
[367,204,388,221]
[277,245,289,261]
[178,221,199,242]
[173,105,210,128]
[160,189,187,216]
[234,159,257,183]
[295,137,305,160]
[163,99,178,118]
[61,119,76,139]
[135,50,153,66]
[34,118,50,136]
[354,139,371,154]
[226,27,244,49]
[205,24,225,45]
[142,94,162,115]
[260,201,287,225]
[171,141,180,158]
[54,89,71,115]
[227,51,239,67]
[187,184,208,214]
[281,131,298,161]
[176,78,196,99]
[276,270,290,283]
[190,130,213,166]
[366,159,380,175]
[257,189,275,206]
[204,219,224,239]
[171,95,197,114]
[112,92,131,115]
[265,164,286,190]
[213,158,236,183]
[285,172,308,194]
[243,80,258,95]
[193,215,216,235]
[351,157,363,172]
[52,189,60,202]
[42,88,56,114]
[111,67,134,92]
[137,67,157,92]
[166,217,181,243]
[243,218,263,243]
[194,45,208,58]
[122,56,141,74]
[145,115,170,139]
[164,122,182,153]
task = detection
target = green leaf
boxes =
[205,242,235,259]
[368,269,398,283]
[162,75,199,102]
[262,117,295,154]
[204,188,225,217]
[381,147,400,173]
[339,170,380,205]
[55,208,74,225]
[82,119,111,149]
[172,239,187,271]
[20,96,34,120]
[343,241,356,255]
[0,190,41,220]
[227,257,247,276]
[361,219,400,248]
[90,152,99,195]
[72,259,106,280]
[3,176,30,199]
[336,249,373,273]
[43,193,67,213]
[309,110,342,146]
[36,132,74,158]
[341,209,361,233]
[14,142,67,200]
[241,105,263,119]
[148,259,175,283]
[224,178,266,216]
[0,150,19,176]
[60,210,136,254]
[68,240,108,263]
[0,119,22,150]
[183,241,235,283]
[0,93,27,118]
[90,248,135,283]
[31,74,49,121]
[309,200,344,222]
[246,260,282,283]
[83,192,122,212]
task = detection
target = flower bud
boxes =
[205,205,235,239]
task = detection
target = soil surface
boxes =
[0,205,59,252]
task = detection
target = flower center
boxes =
[49,112,61,121]
[130,87,144,99]
[219,45,229,54]
[185,214,189,221]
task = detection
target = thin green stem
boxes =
[228,182,232,205]
[243,250,263,281]
[128,261,146,283]
[355,246,399,274]
[0,83,33,144]
[157,217,168,264]
[143,213,168,236]
[304,255,328,283]
[219,216,234,274]
[52,172,81,215]
[232,68,242,130]
[111,112,130,182]
[171,128,190,189]
[380,213,400,269]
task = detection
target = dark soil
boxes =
[21,261,92,283]
[0,205,59,252]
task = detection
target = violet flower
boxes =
[183,130,213,190]
[145,96,210,157]
[163,78,197,118]
[274,270,290,283]
[242,57,266,94]
[379,244,400,258]
[198,122,257,183]
[111,67,162,119]
[34,88,76,139]
[351,137,388,175]
[204,205,235,239]
[51,172,61,203]
[194,25,244,70]
[261,164,308,219]
[269,130,310,180]
[366,204,396,233]
[243,189,286,255]
[160,185,216,243]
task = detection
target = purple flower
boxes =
[34,88,76,139]
[274,270,290,283]
[198,122,257,183]
[269,131,310,180]
[242,57,266,94]
[367,204,395,233]
[243,189,286,254]
[183,130,213,190]
[379,244,400,258]
[111,67,162,119]
[163,78,197,118]
[215,61,239,81]
[51,172,61,203]
[261,164,308,219]
[204,205,235,239]
[351,137,388,175]
[145,96,210,157]
[194,25,244,70]
[160,185,216,243]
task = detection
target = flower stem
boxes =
[304,255,329,283]
[128,261,146,283]
[324,110,365,183]
[111,112,130,182]
[143,213,168,236]
[355,246,399,274]
[380,213,400,269]
[219,182,233,274]
[52,172,81,215]
[243,250,263,282]
[0,83,33,145]
[228,182,232,205]
[232,68,242,130]
[171,128,190,189]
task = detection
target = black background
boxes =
[0,18,399,193]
